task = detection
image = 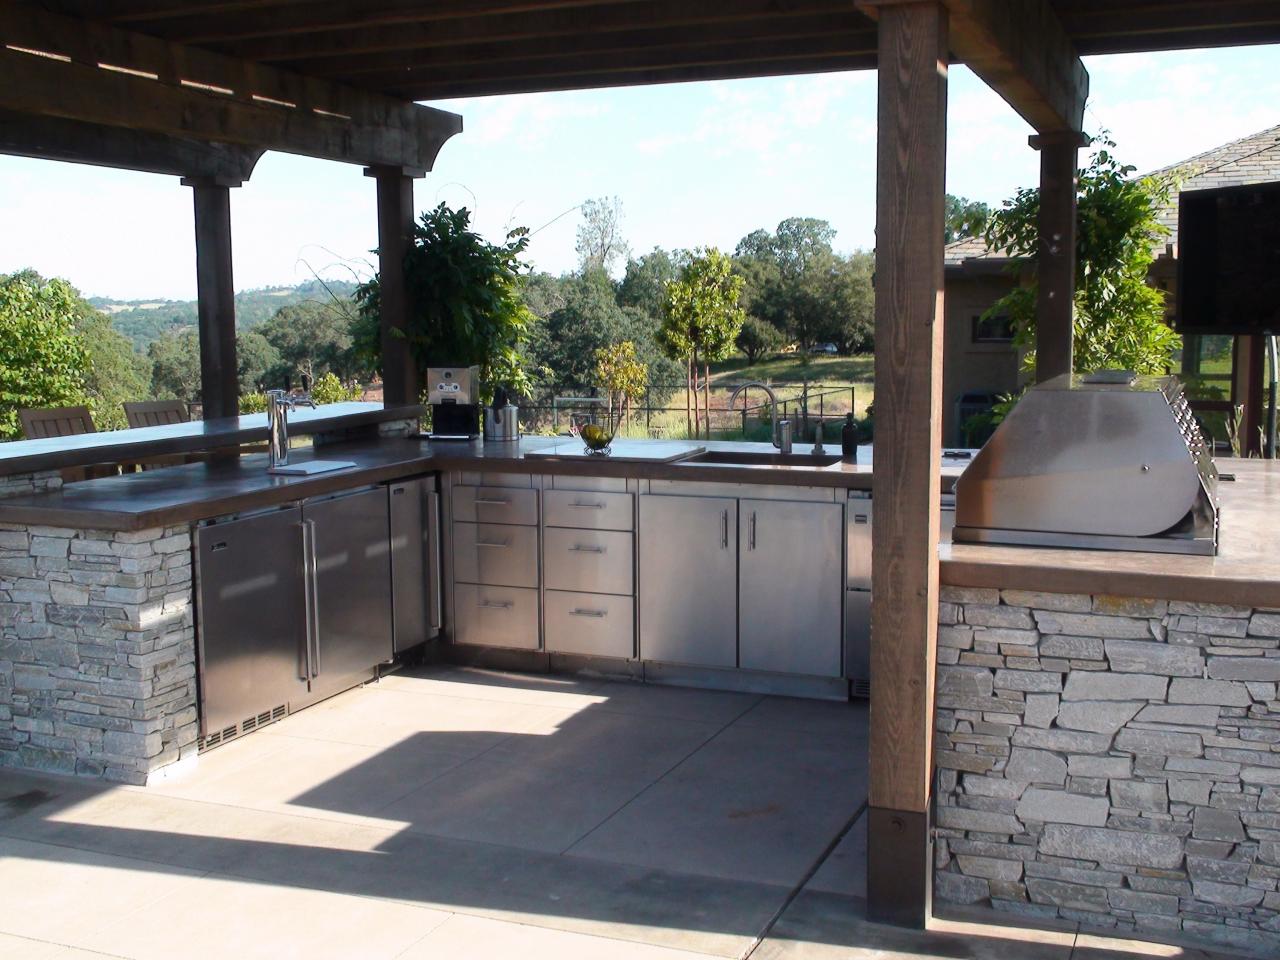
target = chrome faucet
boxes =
[266,389,316,469]
[728,381,792,454]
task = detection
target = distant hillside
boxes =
[91,278,361,350]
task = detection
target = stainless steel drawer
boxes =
[545,590,633,659]
[453,522,539,588]
[544,489,634,531]
[453,584,539,650]
[452,485,538,526]
[544,528,633,595]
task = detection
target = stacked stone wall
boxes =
[935,586,1280,956]
[0,524,197,784]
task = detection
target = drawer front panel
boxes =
[544,528,633,595]
[452,485,538,525]
[545,590,634,659]
[544,489,634,531]
[453,584,539,649]
[453,522,539,588]
[550,475,628,493]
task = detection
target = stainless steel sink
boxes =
[679,450,842,468]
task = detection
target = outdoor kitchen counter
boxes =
[0,434,969,531]
[940,458,1280,608]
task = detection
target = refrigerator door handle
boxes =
[299,520,314,681]
[426,488,442,631]
[304,518,321,678]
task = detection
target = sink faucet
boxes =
[728,381,792,454]
[266,389,316,469]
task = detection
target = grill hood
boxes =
[953,373,1218,555]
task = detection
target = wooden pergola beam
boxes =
[0,3,461,170]
[0,110,263,181]
[938,0,1088,134]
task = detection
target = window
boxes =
[972,314,1014,344]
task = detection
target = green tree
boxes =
[74,309,151,432]
[258,300,357,388]
[618,248,680,318]
[309,371,363,405]
[148,328,202,404]
[0,271,91,440]
[575,196,630,276]
[237,331,281,393]
[736,314,783,365]
[945,194,992,243]
[660,248,746,438]
[594,340,648,429]
[825,251,876,354]
[355,203,534,402]
[984,135,1180,375]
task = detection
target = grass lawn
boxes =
[708,352,875,385]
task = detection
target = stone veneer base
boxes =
[934,586,1280,957]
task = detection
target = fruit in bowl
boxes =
[570,411,620,455]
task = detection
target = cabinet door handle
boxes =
[476,539,510,548]
[721,509,729,549]
[304,518,320,678]
[479,599,514,610]
[570,608,607,618]
[473,497,510,506]
[749,511,757,551]
[569,544,605,554]
[570,501,605,509]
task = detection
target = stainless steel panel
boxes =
[647,478,836,502]
[303,487,393,698]
[846,492,872,590]
[454,584,540,649]
[452,521,539,588]
[845,590,871,689]
[638,495,737,668]
[452,485,538,525]
[389,477,440,653]
[544,590,634,659]
[459,471,533,489]
[543,527,633,595]
[195,508,307,734]
[543,489,634,531]
[739,499,843,678]
[550,475,628,492]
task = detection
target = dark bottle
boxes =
[841,412,858,463]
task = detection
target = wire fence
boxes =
[522,381,865,442]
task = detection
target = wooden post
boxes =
[866,0,948,929]
[1030,131,1087,382]
[1233,335,1265,456]
[365,165,425,407]
[183,177,240,420]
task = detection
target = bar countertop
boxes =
[0,402,423,474]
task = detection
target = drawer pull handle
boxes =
[569,545,606,554]
[476,540,510,548]
[479,600,514,610]
[473,498,511,505]
[570,501,606,509]
[570,608,607,618]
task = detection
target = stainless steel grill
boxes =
[953,373,1218,556]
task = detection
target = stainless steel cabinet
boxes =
[639,495,738,668]
[303,487,394,701]
[453,584,540,649]
[452,522,539,589]
[544,591,633,658]
[389,477,441,653]
[739,498,843,677]
[195,507,307,735]
[544,527,633,595]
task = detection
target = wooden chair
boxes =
[18,406,117,482]
[123,399,189,429]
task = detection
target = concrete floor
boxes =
[0,666,1255,959]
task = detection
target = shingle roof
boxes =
[1152,122,1280,246]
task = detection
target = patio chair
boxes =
[123,399,189,429]
[18,405,117,482]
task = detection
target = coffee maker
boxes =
[426,366,481,439]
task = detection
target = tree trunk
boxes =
[685,354,693,438]
[704,362,712,438]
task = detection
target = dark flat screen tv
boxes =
[1176,181,1280,335]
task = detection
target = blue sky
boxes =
[2,44,1279,302]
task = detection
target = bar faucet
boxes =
[266,389,316,469]
[812,419,826,456]
[728,381,793,454]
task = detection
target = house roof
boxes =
[1151,122,1280,248]
[947,121,1280,272]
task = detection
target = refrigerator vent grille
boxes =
[198,703,288,752]
[850,678,870,700]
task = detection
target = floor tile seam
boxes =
[390,911,737,960]
[0,931,136,960]
[555,716,747,856]
[388,908,457,960]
